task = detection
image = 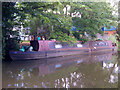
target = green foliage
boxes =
[19,2,74,42]
[71,2,117,39]
[2,2,20,60]
[17,2,117,43]
[105,34,117,43]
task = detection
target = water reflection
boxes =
[3,52,118,88]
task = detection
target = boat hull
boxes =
[9,47,113,61]
[9,49,90,61]
[9,40,116,61]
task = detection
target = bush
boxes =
[2,37,20,60]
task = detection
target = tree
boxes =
[18,2,77,43]
[70,2,117,40]
[2,2,20,60]
[17,2,117,42]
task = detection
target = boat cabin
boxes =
[30,40,113,52]
[30,40,89,51]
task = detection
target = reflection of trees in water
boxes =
[102,57,118,87]
[54,72,84,88]
[4,63,118,88]
[68,61,118,88]
[75,62,108,88]
[3,54,118,88]
[45,61,118,88]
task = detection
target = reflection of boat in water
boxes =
[9,40,117,60]
[38,52,114,76]
[3,52,118,88]
[7,52,114,76]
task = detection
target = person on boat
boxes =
[38,36,41,40]
[42,36,45,40]
[28,46,33,51]
[19,45,30,52]
[24,46,33,51]
[19,46,25,52]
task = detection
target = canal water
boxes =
[2,52,118,88]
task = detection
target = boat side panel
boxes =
[46,49,89,57]
[9,51,46,60]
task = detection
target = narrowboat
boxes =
[7,52,113,75]
[9,40,117,60]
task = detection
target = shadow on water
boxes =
[2,52,118,88]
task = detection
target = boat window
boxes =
[105,42,109,46]
[93,41,109,47]
[77,44,83,47]
[94,43,99,46]
[100,42,109,46]
[95,43,97,46]
[55,44,62,48]
[99,42,106,46]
